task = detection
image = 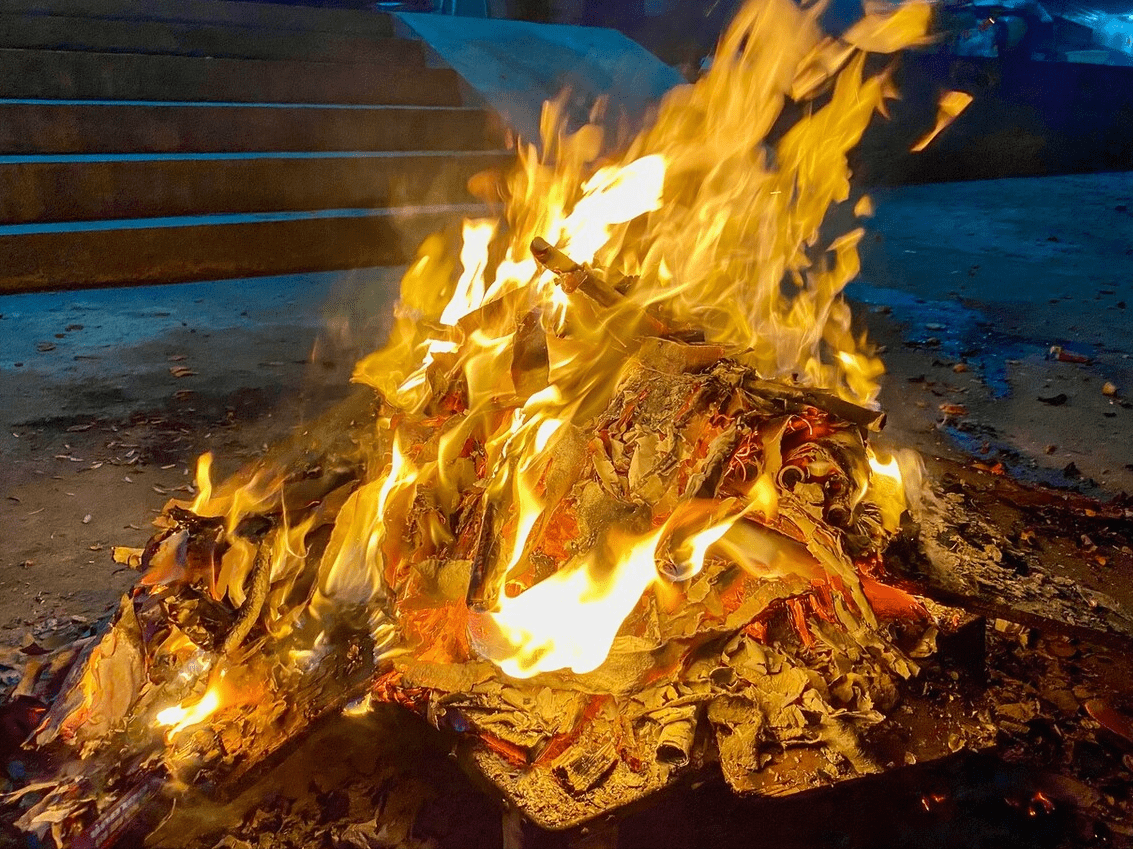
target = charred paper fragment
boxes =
[708,695,766,792]
[33,595,145,749]
[653,704,699,767]
[551,737,619,795]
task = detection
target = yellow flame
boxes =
[669,479,779,581]
[386,0,929,676]
[474,477,789,677]
[156,684,221,737]
[190,452,213,513]
[315,434,421,611]
[867,447,907,531]
[673,520,734,581]
[911,90,974,152]
[162,0,934,683]
[440,219,498,326]
[747,472,780,521]
[558,154,666,262]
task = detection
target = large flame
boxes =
[182,0,929,681]
[470,527,665,678]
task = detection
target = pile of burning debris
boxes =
[5,244,940,844]
[4,0,1133,846]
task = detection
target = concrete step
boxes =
[0,204,485,293]
[0,101,503,154]
[0,151,513,223]
[0,49,465,105]
[0,0,396,37]
[0,13,425,63]
[0,2,505,294]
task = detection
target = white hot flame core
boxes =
[156,687,221,736]
[473,528,665,678]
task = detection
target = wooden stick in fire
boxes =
[743,376,887,432]
[530,236,625,309]
[222,541,271,656]
[530,237,700,340]
[466,500,495,610]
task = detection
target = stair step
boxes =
[0,2,506,292]
[0,100,504,154]
[0,0,395,37]
[0,205,487,293]
[0,150,514,223]
[0,49,465,105]
[0,13,425,63]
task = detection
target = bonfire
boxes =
[5,0,980,844]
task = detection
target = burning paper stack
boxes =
[372,317,930,821]
[4,0,964,843]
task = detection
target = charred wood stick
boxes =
[466,500,496,610]
[910,582,1133,654]
[529,237,680,337]
[531,236,624,309]
[165,506,225,533]
[808,391,885,432]
[743,376,886,431]
[530,237,706,343]
[222,542,270,655]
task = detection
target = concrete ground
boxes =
[1,171,1132,648]
[858,171,1133,494]
[0,267,402,646]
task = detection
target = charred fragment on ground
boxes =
[885,459,1133,648]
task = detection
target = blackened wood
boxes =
[466,500,496,609]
